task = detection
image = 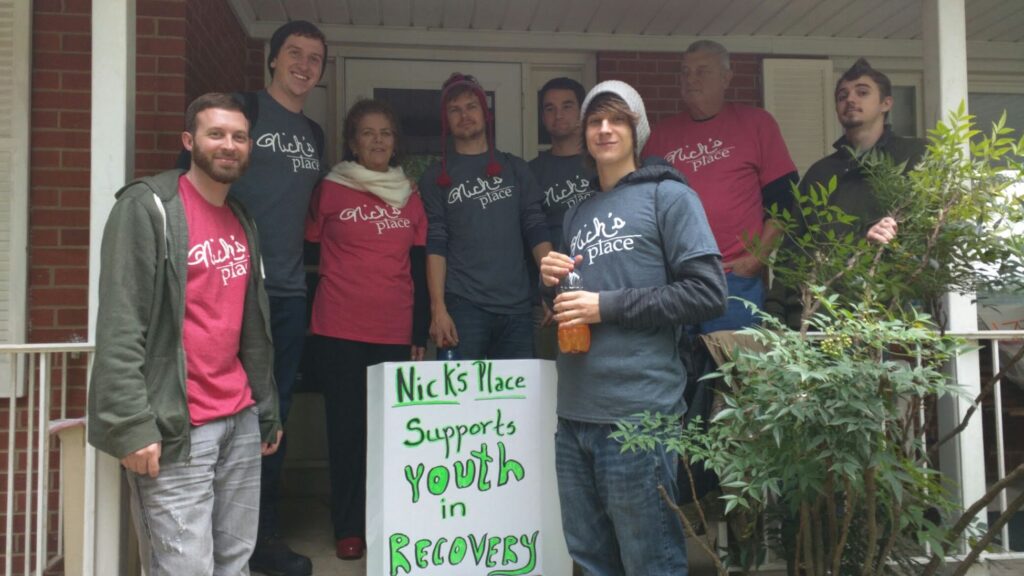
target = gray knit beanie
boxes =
[579,80,650,155]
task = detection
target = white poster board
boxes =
[367,360,570,576]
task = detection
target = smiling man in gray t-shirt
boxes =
[229,20,325,576]
[529,77,594,358]
[541,80,726,576]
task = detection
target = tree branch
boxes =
[833,477,857,576]
[950,488,1024,576]
[860,466,879,576]
[920,462,1024,576]
[929,342,1024,458]
[658,484,727,576]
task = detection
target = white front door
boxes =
[344,59,523,176]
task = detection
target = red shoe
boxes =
[336,536,365,560]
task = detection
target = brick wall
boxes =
[185,0,265,102]
[4,1,263,571]
[134,0,264,175]
[134,0,188,175]
[27,0,263,339]
[596,51,765,125]
[28,0,92,345]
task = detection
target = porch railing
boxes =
[1,332,1023,574]
[1,343,92,576]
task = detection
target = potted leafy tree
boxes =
[616,106,1024,576]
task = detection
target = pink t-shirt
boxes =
[179,175,253,426]
[645,103,796,263]
[305,181,427,344]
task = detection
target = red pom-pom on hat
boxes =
[486,160,502,177]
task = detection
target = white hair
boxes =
[684,40,731,71]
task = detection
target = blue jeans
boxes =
[699,272,764,333]
[127,407,261,576]
[442,294,534,360]
[556,418,688,576]
[258,295,307,540]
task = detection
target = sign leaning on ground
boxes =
[367,360,570,576]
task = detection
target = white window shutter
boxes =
[0,0,30,396]
[762,59,836,177]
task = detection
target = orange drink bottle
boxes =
[557,269,591,354]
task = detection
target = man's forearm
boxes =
[426,254,448,312]
[532,241,553,267]
[758,219,784,260]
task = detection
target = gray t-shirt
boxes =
[229,90,323,298]
[556,169,719,423]
[528,151,594,249]
[421,151,549,315]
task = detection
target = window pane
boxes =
[970,93,1024,135]
[889,85,918,137]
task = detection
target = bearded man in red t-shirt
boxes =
[88,93,281,575]
[645,40,799,332]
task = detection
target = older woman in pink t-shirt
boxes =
[305,99,428,561]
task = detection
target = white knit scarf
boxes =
[323,161,413,208]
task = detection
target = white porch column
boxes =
[87,1,136,575]
[923,0,987,562]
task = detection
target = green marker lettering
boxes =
[432,537,447,566]
[502,535,519,565]
[404,463,424,503]
[470,443,493,491]
[427,465,450,496]
[486,536,501,567]
[454,458,476,489]
[497,441,525,486]
[488,531,539,576]
[449,536,468,564]
[415,539,430,569]
[389,533,412,575]
[469,533,488,564]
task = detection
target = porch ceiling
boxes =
[232,0,1024,44]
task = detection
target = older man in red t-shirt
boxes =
[645,40,798,332]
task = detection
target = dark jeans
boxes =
[556,418,688,575]
[443,294,534,360]
[258,295,307,541]
[698,272,764,333]
[309,335,408,539]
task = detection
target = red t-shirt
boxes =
[179,175,253,426]
[645,103,796,263]
[305,181,427,344]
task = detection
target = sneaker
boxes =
[249,537,313,576]
[336,536,366,560]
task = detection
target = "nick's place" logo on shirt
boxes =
[570,212,640,265]
[543,176,592,209]
[256,132,320,173]
[447,177,514,210]
[338,204,412,235]
[188,235,249,286]
[664,138,735,173]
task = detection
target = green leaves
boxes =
[615,105,1023,574]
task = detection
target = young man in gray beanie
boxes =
[541,80,727,575]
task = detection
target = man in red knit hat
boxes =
[420,73,552,359]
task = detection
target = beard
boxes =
[839,117,863,130]
[451,121,486,143]
[192,145,250,184]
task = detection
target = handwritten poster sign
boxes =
[367,360,570,576]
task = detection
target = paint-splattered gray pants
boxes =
[127,406,262,576]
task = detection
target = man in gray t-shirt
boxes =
[230,20,325,576]
[421,73,552,360]
[529,77,593,359]
[541,81,726,576]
